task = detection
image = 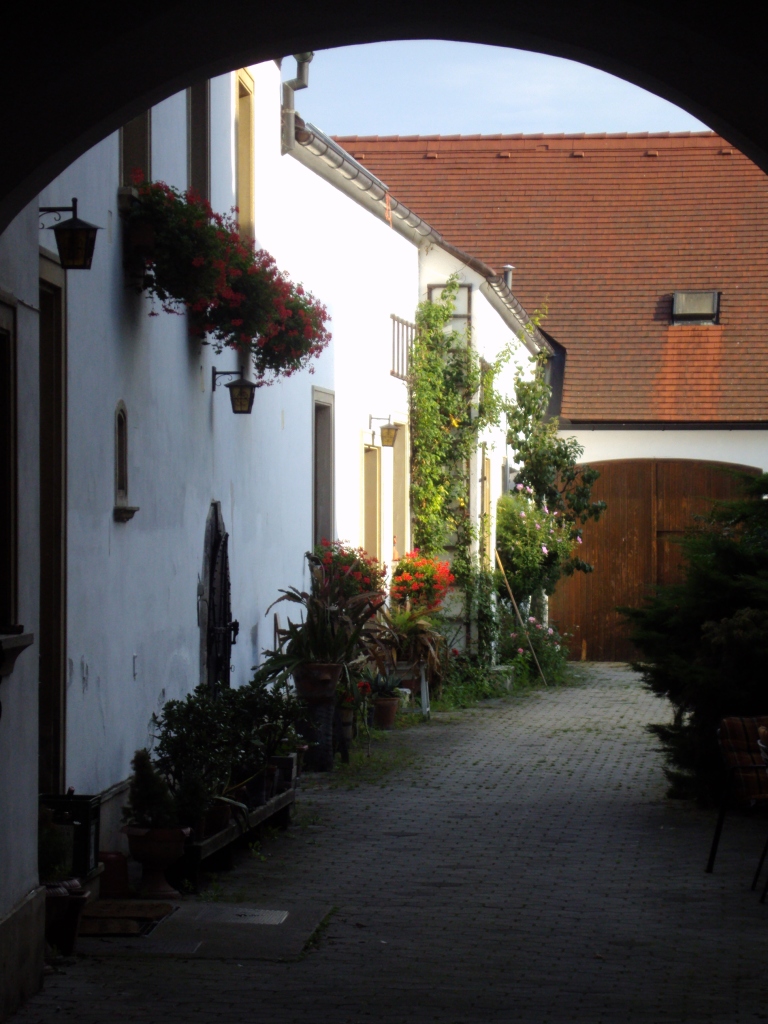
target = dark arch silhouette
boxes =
[2,1,766,232]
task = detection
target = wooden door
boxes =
[548,458,757,661]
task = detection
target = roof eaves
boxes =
[291,115,549,355]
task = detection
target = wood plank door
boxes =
[547,458,757,662]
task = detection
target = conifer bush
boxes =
[622,472,768,803]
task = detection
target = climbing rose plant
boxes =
[124,176,331,387]
[495,488,576,600]
[390,551,455,610]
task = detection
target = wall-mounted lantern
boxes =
[369,415,399,447]
[39,198,100,270]
[212,366,257,414]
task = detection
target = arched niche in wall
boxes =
[112,400,139,523]
[198,500,239,692]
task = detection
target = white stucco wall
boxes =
[249,60,417,573]
[30,61,420,821]
[0,204,41,916]
[562,428,768,472]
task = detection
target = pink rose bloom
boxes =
[535,523,541,530]
[542,545,548,555]
[528,616,536,623]
[577,536,583,544]
[517,648,524,655]
[543,505,549,513]
[520,511,526,518]
[515,483,524,491]
[548,627,554,635]
[510,632,517,639]
[526,486,533,494]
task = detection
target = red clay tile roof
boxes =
[334,132,768,423]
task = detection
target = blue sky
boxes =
[287,41,709,138]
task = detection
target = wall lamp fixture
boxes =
[39,198,100,270]
[369,415,399,447]
[212,366,257,414]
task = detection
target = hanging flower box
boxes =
[120,175,331,387]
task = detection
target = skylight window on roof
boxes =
[672,290,719,324]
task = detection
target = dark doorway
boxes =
[548,458,759,661]
[38,257,67,793]
[200,501,238,692]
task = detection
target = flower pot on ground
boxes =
[121,749,189,898]
[254,549,384,771]
[44,880,89,956]
[121,826,190,898]
[372,696,400,730]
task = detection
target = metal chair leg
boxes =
[752,831,768,890]
[706,795,728,873]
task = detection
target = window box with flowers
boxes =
[120,177,331,387]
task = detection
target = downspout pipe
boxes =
[282,52,313,154]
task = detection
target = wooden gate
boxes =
[547,458,758,661]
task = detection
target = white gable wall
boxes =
[563,428,768,472]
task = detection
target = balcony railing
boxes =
[391,314,416,380]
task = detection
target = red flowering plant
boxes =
[123,174,331,386]
[313,540,387,604]
[390,550,455,611]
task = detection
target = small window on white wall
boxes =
[115,402,128,500]
[113,401,139,522]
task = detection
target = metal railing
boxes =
[391,314,416,380]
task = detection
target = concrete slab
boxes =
[75,901,331,961]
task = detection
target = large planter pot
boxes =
[373,696,400,730]
[44,881,90,955]
[122,826,190,898]
[293,662,343,703]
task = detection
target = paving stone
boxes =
[14,664,768,1023]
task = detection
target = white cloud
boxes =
[292,41,709,137]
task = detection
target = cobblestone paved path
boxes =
[16,665,768,1023]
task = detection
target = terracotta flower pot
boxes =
[122,826,190,898]
[293,662,343,703]
[44,881,90,955]
[373,696,400,730]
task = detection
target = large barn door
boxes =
[548,458,758,661]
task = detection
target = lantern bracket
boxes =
[39,197,79,229]
[212,366,246,392]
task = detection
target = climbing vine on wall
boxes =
[408,276,508,586]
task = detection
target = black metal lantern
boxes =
[212,366,257,414]
[39,198,100,270]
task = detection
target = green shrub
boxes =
[622,471,768,803]
[498,610,570,686]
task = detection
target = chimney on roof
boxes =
[502,265,515,290]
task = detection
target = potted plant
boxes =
[121,749,190,898]
[254,550,383,769]
[120,177,331,388]
[367,668,402,730]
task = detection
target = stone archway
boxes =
[1,1,767,231]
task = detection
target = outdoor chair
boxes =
[705,716,768,877]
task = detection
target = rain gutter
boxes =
[290,116,549,356]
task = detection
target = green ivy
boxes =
[503,351,606,586]
[409,276,509,585]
